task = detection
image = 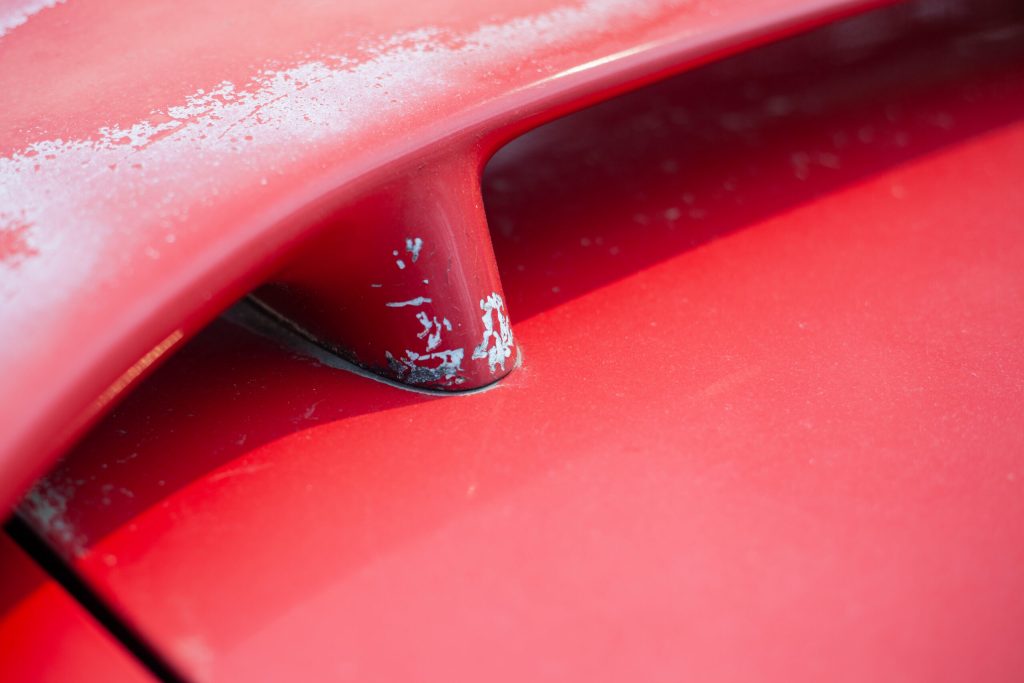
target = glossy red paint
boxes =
[19,3,1024,680]
[0,533,152,682]
[0,0,897,510]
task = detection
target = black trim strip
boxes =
[4,515,187,683]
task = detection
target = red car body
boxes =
[2,0,1024,680]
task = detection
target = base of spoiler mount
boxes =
[254,151,516,391]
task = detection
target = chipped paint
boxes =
[416,311,452,352]
[226,301,507,395]
[385,296,432,308]
[386,348,465,386]
[381,231,472,385]
[472,292,514,373]
[405,237,424,262]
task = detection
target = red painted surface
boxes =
[0,0,896,510]
[0,533,152,682]
[18,3,1024,680]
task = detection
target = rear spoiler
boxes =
[0,0,896,509]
